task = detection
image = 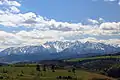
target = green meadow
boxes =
[0,66,115,80]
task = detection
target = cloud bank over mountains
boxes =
[0,0,120,49]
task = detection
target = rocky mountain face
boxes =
[0,41,120,63]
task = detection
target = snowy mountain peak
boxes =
[0,41,120,56]
[44,41,73,52]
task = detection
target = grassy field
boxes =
[67,55,120,62]
[0,55,118,80]
[0,66,115,80]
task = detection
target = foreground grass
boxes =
[0,66,115,80]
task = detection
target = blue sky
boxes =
[0,0,120,49]
[21,0,120,22]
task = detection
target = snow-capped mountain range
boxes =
[0,41,120,62]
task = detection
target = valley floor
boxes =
[0,66,115,80]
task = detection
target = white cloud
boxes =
[104,0,120,5]
[88,19,99,24]
[100,22,120,30]
[94,0,120,5]
[0,23,120,49]
[104,0,117,2]
[0,0,21,7]
[106,0,120,6]
[9,6,20,13]
[0,31,21,48]
[0,11,91,31]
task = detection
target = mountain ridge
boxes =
[0,41,120,63]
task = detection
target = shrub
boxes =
[2,69,8,73]
[0,76,3,79]
[17,73,24,76]
[107,67,120,78]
